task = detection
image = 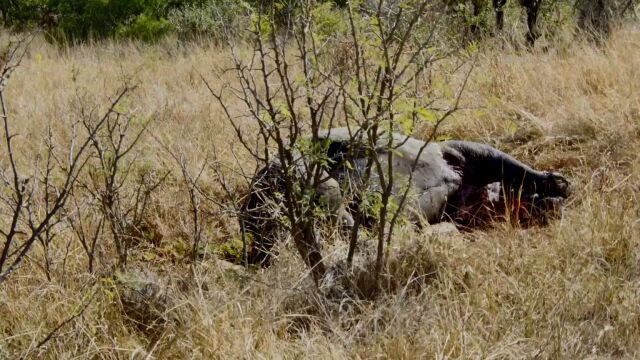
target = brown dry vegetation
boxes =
[1,23,640,359]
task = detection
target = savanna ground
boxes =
[1,21,640,359]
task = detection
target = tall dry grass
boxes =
[1,23,640,358]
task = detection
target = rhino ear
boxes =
[546,172,571,198]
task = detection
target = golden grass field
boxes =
[1,22,640,358]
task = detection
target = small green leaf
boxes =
[344,160,354,170]
[417,108,438,123]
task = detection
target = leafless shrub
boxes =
[154,137,209,263]
[67,197,105,273]
[205,143,255,267]
[208,0,472,289]
[0,37,131,283]
[79,97,166,269]
[155,134,251,266]
[171,152,207,263]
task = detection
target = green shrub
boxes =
[49,0,148,39]
[311,1,348,41]
[3,0,178,41]
[116,13,174,41]
[1,0,348,43]
[167,0,250,40]
[0,0,48,28]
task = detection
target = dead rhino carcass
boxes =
[240,127,571,265]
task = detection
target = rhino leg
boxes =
[408,184,454,224]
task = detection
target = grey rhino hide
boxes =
[317,127,462,223]
[241,149,352,266]
[317,127,571,224]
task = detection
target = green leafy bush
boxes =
[116,13,174,41]
[50,0,149,39]
[2,0,179,41]
[167,0,250,40]
[0,0,47,29]
[0,0,348,43]
[311,1,348,41]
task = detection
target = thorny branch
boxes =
[0,35,137,283]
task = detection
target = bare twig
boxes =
[0,37,137,283]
